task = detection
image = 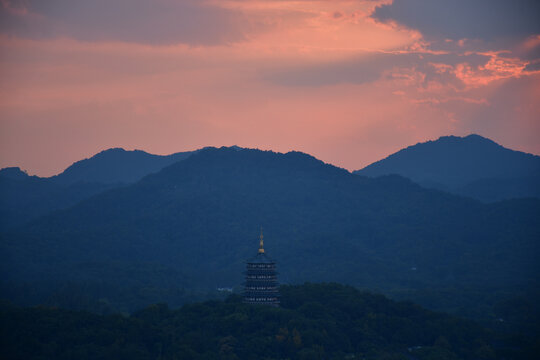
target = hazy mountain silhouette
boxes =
[354,134,540,202]
[0,169,115,229]
[2,147,538,316]
[0,148,207,228]
[0,167,30,181]
[50,148,197,185]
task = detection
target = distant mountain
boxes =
[458,176,540,202]
[354,134,540,202]
[50,148,196,185]
[0,148,205,228]
[0,167,30,181]
[2,147,538,317]
[0,170,115,229]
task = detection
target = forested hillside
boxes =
[0,168,115,229]
[50,148,196,185]
[4,283,535,360]
[355,135,540,202]
[0,148,204,229]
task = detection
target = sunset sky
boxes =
[1,0,539,176]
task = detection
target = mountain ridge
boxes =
[0,146,216,228]
[49,147,197,185]
[0,167,30,180]
[2,146,538,317]
[354,134,540,201]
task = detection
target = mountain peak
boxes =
[463,133,486,140]
[144,146,350,188]
[92,147,151,158]
[437,134,499,146]
[355,134,540,192]
[0,166,30,180]
[51,148,196,185]
[95,147,128,154]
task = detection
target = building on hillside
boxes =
[243,229,280,306]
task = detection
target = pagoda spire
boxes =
[258,227,265,253]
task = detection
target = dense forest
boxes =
[3,283,537,360]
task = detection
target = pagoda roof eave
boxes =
[246,252,275,264]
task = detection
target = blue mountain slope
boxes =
[0,148,200,228]
[354,134,540,201]
[50,148,196,185]
[0,168,115,229]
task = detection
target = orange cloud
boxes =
[454,53,530,87]
[0,0,539,175]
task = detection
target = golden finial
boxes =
[258,227,265,253]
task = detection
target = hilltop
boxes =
[355,134,540,202]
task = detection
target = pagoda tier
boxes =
[243,230,280,306]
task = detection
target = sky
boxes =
[1,0,539,176]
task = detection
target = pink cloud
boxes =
[454,53,531,87]
[0,0,538,175]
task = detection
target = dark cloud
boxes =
[372,0,540,41]
[0,0,256,45]
[524,60,540,72]
[263,51,489,87]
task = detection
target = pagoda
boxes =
[243,229,280,306]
